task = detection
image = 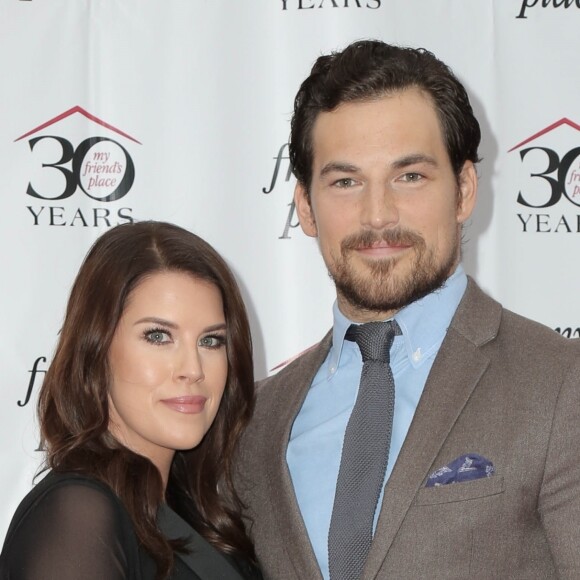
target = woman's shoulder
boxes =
[30,470,119,500]
[12,470,127,526]
[31,469,114,491]
[1,470,140,579]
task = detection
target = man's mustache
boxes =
[341,228,425,252]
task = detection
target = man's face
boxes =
[295,88,477,322]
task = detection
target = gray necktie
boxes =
[328,320,401,580]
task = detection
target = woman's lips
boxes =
[161,396,207,414]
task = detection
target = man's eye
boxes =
[402,172,423,182]
[334,178,355,188]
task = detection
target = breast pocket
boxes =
[414,475,505,505]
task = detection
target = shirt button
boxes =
[412,348,422,362]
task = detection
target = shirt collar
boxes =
[327,264,468,376]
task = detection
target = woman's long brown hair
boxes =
[37,221,256,579]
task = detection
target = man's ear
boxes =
[456,161,478,224]
[294,182,318,237]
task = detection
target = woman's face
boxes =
[107,270,228,474]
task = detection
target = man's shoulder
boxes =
[256,331,332,392]
[499,306,578,353]
[458,279,579,356]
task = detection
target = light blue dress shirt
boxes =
[286,265,468,580]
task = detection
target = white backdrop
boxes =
[1,0,580,543]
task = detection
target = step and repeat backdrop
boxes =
[1,0,579,542]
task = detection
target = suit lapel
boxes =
[264,333,332,580]
[364,280,502,579]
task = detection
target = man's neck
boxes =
[336,295,398,323]
[335,264,462,323]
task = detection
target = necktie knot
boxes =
[345,320,401,363]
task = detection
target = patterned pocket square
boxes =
[426,453,494,487]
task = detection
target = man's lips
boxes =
[161,396,207,414]
[355,242,412,257]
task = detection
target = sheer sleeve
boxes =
[1,478,131,580]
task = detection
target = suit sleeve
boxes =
[539,355,580,578]
[0,481,129,580]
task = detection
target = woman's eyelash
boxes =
[199,334,227,349]
[143,327,172,344]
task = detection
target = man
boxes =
[236,40,580,579]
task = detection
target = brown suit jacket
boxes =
[236,279,580,579]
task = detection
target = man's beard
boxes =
[328,227,459,315]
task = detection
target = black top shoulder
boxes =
[0,471,141,580]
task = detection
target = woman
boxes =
[0,221,261,580]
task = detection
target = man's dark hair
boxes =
[289,39,481,191]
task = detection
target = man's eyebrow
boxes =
[391,154,439,170]
[319,162,360,177]
[319,155,439,178]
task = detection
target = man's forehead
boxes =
[313,87,436,127]
[310,89,446,170]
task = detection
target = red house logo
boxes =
[509,117,580,209]
[16,106,140,204]
[17,107,140,227]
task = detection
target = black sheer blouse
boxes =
[0,471,258,580]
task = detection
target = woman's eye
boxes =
[144,329,171,344]
[199,335,226,349]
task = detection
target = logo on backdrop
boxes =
[18,356,47,409]
[281,0,380,8]
[516,0,580,19]
[555,326,580,338]
[15,106,139,227]
[17,356,48,451]
[262,142,300,239]
[510,118,580,233]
